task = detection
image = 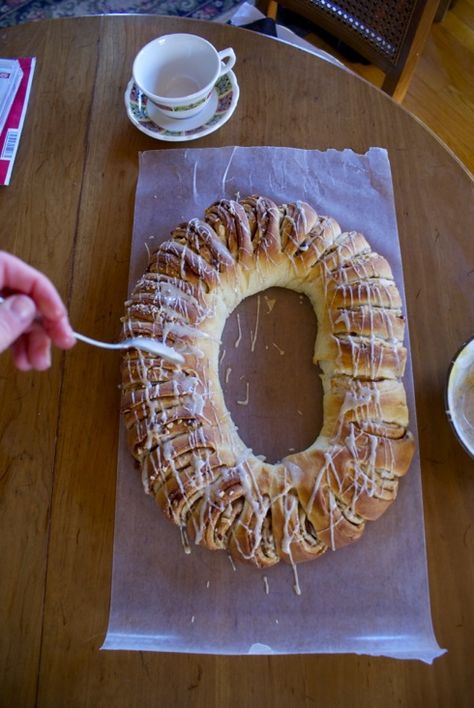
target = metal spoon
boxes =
[71,330,184,364]
[0,295,184,365]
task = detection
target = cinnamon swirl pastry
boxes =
[121,195,415,569]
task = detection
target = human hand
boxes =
[0,251,75,370]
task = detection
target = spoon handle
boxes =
[0,295,184,364]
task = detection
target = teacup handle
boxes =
[217,48,236,77]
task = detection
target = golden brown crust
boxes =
[121,195,415,569]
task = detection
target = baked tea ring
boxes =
[121,195,415,570]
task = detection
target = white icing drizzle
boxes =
[328,491,337,551]
[292,565,302,596]
[237,381,250,406]
[144,241,151,261]
[263,576,270,594]
[179,526,191,555]
[225,367,232,384]
[272,342,285,356]
[250,295,261,353]
[234,313,242,348]
[264,295,276,314]
[280,492,303,595]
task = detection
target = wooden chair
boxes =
[266,0,440,101]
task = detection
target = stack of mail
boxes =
[0,59,23,136]
[0,57,35,186]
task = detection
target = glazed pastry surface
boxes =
[121,195,415,568]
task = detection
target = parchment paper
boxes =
[102,146,445,662]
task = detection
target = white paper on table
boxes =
[102,146,445,663]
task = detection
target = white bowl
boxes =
[446,336,474,458]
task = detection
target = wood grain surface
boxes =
[0,15,473,708]
[297,0,474,173]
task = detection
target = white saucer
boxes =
[124,71,240,142]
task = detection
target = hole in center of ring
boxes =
[219,286,323,465]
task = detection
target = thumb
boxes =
[0,295,36,353]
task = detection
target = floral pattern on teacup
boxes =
[128,74,236,138]
[154,89,213,113]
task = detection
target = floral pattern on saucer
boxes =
[125,71,239,142]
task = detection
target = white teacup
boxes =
[132,33,236,120]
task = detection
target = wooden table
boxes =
[1,15,473,707]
